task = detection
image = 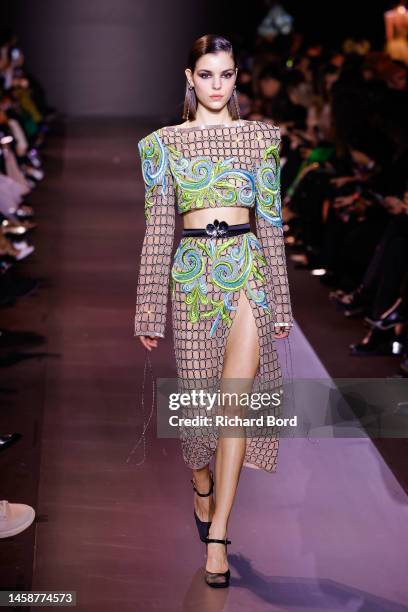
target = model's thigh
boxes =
[221,288,260,380]
[218,288,260,427]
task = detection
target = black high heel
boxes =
[191,470,214,542]
[204,536,231,588]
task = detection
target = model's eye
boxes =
[198,73,234,79]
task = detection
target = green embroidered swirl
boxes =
[171,234,271,336]
[255,144,282,227]
[166,144,255,213]
[138,132,171,221]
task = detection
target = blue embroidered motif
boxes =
[171,233,271,337]
[255,144,282,228]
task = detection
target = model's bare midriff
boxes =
[182,206,250,229]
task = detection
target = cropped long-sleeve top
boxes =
[134,119,293,338]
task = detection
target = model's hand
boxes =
[274,331,289,339]
[139,335,160,351]
[273,324,291,338]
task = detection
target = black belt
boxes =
[182,219,251,238]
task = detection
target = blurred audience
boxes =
[0,27,55,537]
[235,21,408,374]
[0,26,54,319]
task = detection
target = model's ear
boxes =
[185,68,192,84]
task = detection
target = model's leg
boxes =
[191,465,215,521]
[206,288,260,573]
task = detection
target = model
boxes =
[133,34,293,588]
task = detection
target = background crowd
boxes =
[1,27,54,538]
[0,27,52,307]
[232,1,408,375]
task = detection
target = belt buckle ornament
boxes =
[205,219,229,237]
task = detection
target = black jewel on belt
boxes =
[205,219,228,237]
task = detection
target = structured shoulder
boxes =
[137,128,171,197]
[137,128,163,153]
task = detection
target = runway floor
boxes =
[1,118,407,611]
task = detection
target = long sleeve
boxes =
[134,131,176,338]
[254,124,293,328]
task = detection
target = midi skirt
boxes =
[170,230,284,473]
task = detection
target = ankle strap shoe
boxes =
[204,536,231,588]
[191,470,214,542]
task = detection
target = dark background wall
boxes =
[10,0,215,118]
[4,0,387,118]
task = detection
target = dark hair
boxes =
[182,34,238,121]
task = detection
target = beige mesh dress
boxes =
[133,120,294,473]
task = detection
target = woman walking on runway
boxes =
[134,34,293,588]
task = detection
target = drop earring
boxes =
[233,85,241,121]
[186,82,193,122]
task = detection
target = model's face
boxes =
[186,51,237,111]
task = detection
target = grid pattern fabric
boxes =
[134,120,294,473]
[171,232,282,472]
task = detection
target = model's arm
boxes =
[254,123,293,330]
[134,131,176,338]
